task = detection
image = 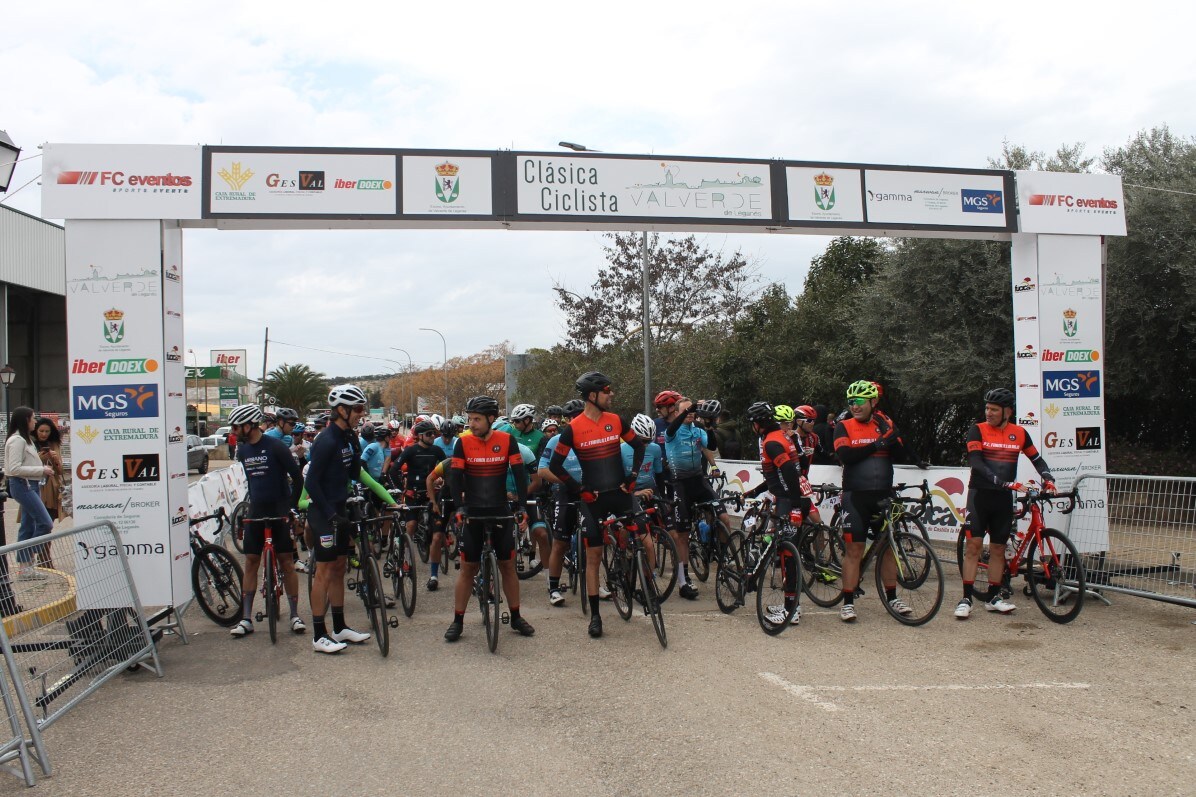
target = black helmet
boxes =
[275,407,300,422]
[984,388,1015,408]
[575,371,612,397]
[696,399,722,419]
[412,420,437,436]
[313,413,330,429]
[464,395,500,416]
[360,424,375,441]
[746,401,775,422]
[562,399,585,418]
[546,404,565,416]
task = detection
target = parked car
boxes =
[210,426,231,447]
[186,435,209,474]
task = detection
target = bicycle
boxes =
[642,499,678,602]
[465,513,516,653]
[228,500,249,554]
[954,487,1086,623]
[718,498,801,635]
[682,497,733,583]
[514,498,546,581]
[187,508,244,627]
[343,494,395,656]
[388,490,435,565]
[382,505,419,618]
[600,512,667,649]
[243,513,295,644]
[798,489,944,625]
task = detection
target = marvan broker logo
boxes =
[73,384,159,420]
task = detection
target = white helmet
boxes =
[387,419,402,430]
[228,404,263,426]
[541,418,559,432]
[631,413,656,440]
[328,384,367,408]
[510,403,536,421]
[429,413,445,430]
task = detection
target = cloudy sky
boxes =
[2,1,1192,380]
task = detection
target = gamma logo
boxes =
[1043,371,1101,400]
[961,189,1003,214]
[73,384,159,420]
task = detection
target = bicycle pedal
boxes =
[254,612,264,622]
[347,579,358,590]
[501,612,510,625]
[388,616,399,628]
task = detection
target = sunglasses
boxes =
[350,405,367,414]
[847,398,869,406]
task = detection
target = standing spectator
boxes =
[33,418,65,524]
[715,410,743,460]
[4,407,55,579]
[811,404,836,465]
[227,428,238,460]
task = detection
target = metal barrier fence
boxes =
[1065,474,1196,608]
[0,519,163,785]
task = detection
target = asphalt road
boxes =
[2,553,1192,797]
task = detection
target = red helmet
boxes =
[654,389,682,408]
[871,381,884,397]
[795,405,816,421]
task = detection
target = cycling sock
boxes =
[241,592,254,620]
[331,606,346,633]
[677,563,686,584]
[510,607,521,622]
[962,581,974,600]
[885,587,897,602]
[288,595,299,617]
[548,576,560,591]
[843,590,855,606]
[430,562,440,578]
[589,595,601,616]
[312,615,327,641]
[452,611,464,626]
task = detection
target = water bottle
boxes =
[698,519,712,543]
[1006,529,1025,562]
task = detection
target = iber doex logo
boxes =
[57,171,192,187]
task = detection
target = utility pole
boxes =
[260,326,269,405]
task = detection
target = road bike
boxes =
[682,497,734,583]
[243,513,294,643]
[344,494,395,656]
[514,498,546,581]
[600,512,667,649]
[187,508,244,627]
[382,505,419,618]
[954,487,1086,623]
[718,498,800,635]
[466,513,516,653]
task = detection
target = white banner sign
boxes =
[1015,171,1126,235]
[402,155,493,215]
[864,170,1009,227]
[787,167,864,223]
[516,156,772,219]
[210,348,248,378]
[208,151,397,215]
[42,144,202,220]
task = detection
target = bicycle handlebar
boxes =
[188,506,228,527]
[1016,488,1077,515]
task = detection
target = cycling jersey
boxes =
[237,434,303,505]
[621,440,663,490]
[549,411,641,493]
[394,442,444,494]
[539,433,582,482]
[506,442,537,495]
[510,426,547,459]
[833,415,902,492]
[264,426,293,447]
[433,435,456,458]
[360,440,388,480]
[966,422,1053,490]
[759,429,801,497]
[664,417,708,478]
[304,424,362,522]
[451,430,526,510]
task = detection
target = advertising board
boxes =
[864,169,1011,228]
[402,155,493,215]
[207,150,397,216]
[1015,171,1126,235]
[42,144,202,220]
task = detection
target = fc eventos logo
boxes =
[73,384,159,420]
[1042,371,1101,400]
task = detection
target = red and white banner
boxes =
[1016,171,1126,236]
[43,144,202,219]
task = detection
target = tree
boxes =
[261,363,328,413]
[382,342,513,417]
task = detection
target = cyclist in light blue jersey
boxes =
[265,407,299,446]
[540,399,585,606]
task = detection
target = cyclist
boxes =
[793,405,821,476]
[228,403,306,637]
[956,388,1056,619]
[621,412,664,571]
[664,397,730,600]
[305,384,375,654]
[360,424,390,482]
[832,380,912,622]
[544,404,565,424]
[289,423,309,467]
[444,396,536,642]
[266,407,299,446]
[393,420,447,590]
[509,403,547,459]
[744,401,803,625]
[540,399,584,607]
[434,417,459,458]
[541,417,559,438]
[547,372,645,639]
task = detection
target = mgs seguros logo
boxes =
[1042,371,1101,400]
[73,384,159,420]
[960,188,1003,214]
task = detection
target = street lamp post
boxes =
[0,364,15,421]
[389,347,415,420]
[560,141,653,413]
[419,328,449,417]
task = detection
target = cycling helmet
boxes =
[275,407,299,422]
[387,419,402,430]
[495,416,510,427]
[746,402,775,423]
[846,380,879,400]
[228,404,263,427]
[562,399,585,418]
[696,399,722,419]
[545,404,565,417]
[328,384,368,408]
[795,404,817,422]
[292,423,306,434]
[654,389,682,408]
[360,424,375,441]
[541,418,559,432]
[983,387,1015,408]
[464,395,500,416]
[576,371,612,396]
[263,412,276,423]
[450,414,467,428]
[871,381,884,397]
[412,420,437,436]
[510,403,536,421]
[312,413,330,429]
[428,413,444,430]
[415,414,428,424]
[631,413,656,440]
[773,404,796,423]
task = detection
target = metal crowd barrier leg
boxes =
[0,519,165,778]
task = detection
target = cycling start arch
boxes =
[41,143,1126,607]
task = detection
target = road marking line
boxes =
[759,672,1089,711]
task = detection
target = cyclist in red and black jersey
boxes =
[547,371,645,639]
[444,396,535,642]
[956,388,1056,619]
[392,420,446,590]
[833,380,912,623]
[745,402,803,625]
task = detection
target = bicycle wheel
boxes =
[650,526,678,602]
[578,538,589,617]
[637,549,667,649]
[875,532,944,626]
[894,515,933,588]
[688,528,710,583]
[391,533,417,618]
[798,523,845,608]
[515,528,544,580]
[229,502,249,554]
[756,540,800,636]
[264,549,279,644]
[1026,528,1086,624]
[361,555,390,657]
[414,517,430,564]
[955,526,992,596]
[483,551,501,653]
[715,531,746,614]
[191,544,244,626]
[604,546,632,621]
